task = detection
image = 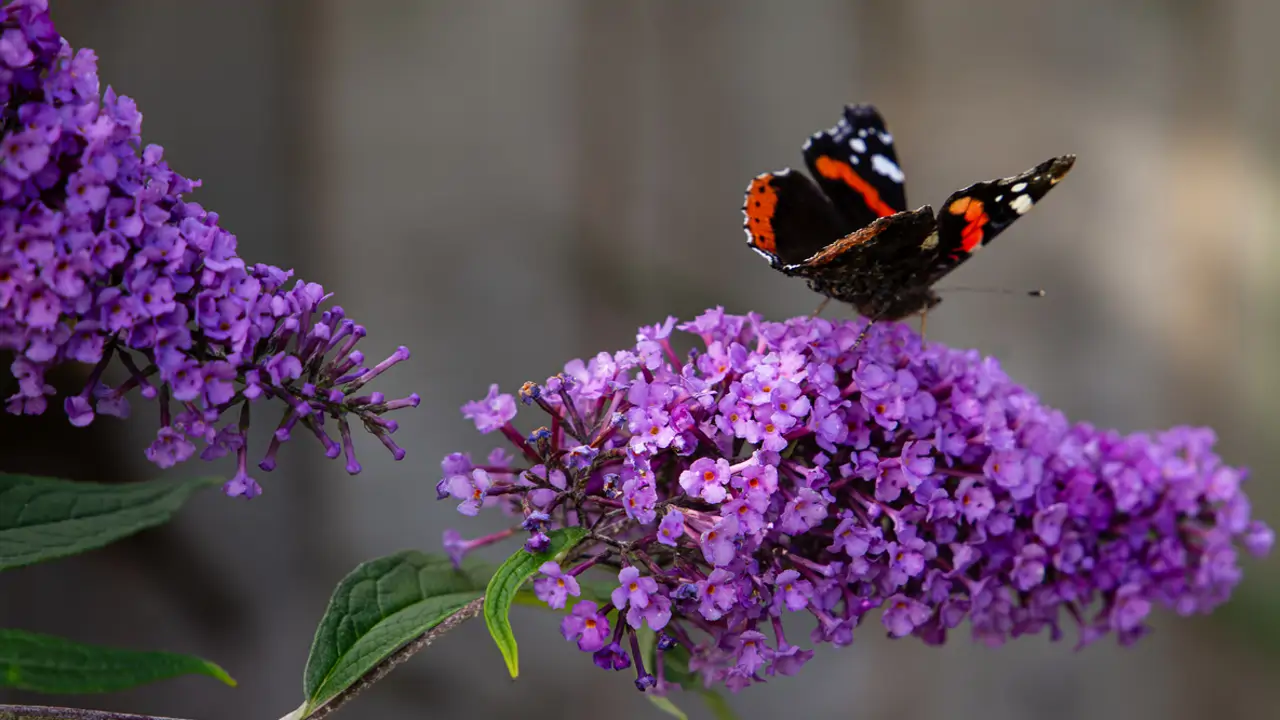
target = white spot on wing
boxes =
[920,231,939,251]
[878,131,893,145]
[994,194,1003,202]
[1010,182,1027,193]
[849,137,867,154]
[1010,194,1033,214]
[870,154,905,183]
[851,155,860,165]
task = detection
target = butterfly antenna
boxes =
[941,286,1046,298]
[850,316,878,352]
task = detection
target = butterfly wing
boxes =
[930,155,1075,282]
[801,104,909,232]
[783,206,939,319]
[743,169,848,268]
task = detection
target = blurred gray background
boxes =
[2,1,1279,719]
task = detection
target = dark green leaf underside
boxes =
[0,473,219,571]
[0,628,234,694]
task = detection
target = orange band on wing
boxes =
[742,174,778,252]
[948,197,989,252]
[744,176,780,253]
[813,156,897,217]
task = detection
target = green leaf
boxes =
[0,473,219,570]
[636,627,736,720]
[658,642,698,690]
[483,527,587,678]
[698,690,738,720]
[301,551,492,715]
[636,627,687,718]
[0,628,233,693]
[647,695,691,720]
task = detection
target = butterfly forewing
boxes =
[930,154,1075,282]
[801,104,908,232]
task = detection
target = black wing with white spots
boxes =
[801,104,908,232]
[930,155,1075,282]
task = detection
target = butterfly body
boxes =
[743,104,1074,321]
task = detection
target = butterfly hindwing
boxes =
[801,104,908,232]
[743,169,848,268]
[931,155,1075,282]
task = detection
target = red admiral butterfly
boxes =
[743,104,1074,321]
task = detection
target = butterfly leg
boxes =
[918,310,929,341]
[809,297,831,319]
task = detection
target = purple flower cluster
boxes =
[440,307,1271,693]
[0,1,417,495]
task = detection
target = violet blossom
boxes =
[440,307,1271,693]
[0,1,417,495]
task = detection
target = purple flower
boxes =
[773,570,812,612]
[1244,521,1274,557]
[1111,583,1152,633]
[144,427,195,469]
[462,384,516,434]
[446,469,491,516]
[0,2,416,496]
[1033,503,1070,546]
[612,566,658,612]
[523,531,550,554]
[778,488,828,534]
[829,514,879,558]
[723,493,767,535]
[442,529,467,568]
[561,601,610,652]
[534,562,581,610]
[438,307,1270,692]
[956,478,995,523]
[223,452,262,499]
[734,630,773,677]
[1012,544,1048,591]
[882,595,932,637]
[657,510,685,547]
[679,456,731,504]
[622,474,658,524]
[628,592,672,631]
[62,395,93,427]
[768,642,814,677]
[699,515,739,567]
[697,569,739,621]
[592,641,631,671]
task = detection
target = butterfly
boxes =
[742,104,1074,322]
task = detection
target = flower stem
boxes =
[0,706,194,720]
